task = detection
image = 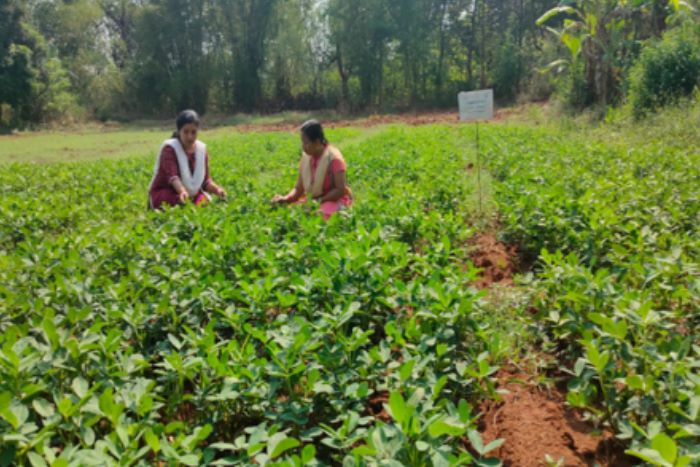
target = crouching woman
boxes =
[271,120,352,220]
[148,110,226,210]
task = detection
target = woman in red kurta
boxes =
[148,110,226,210]
[271,120,352,220]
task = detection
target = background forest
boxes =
[1,0,699,129]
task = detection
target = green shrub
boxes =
[629,24,700,117]
[493,37,525,103]
[553,59,595,111]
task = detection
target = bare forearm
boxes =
[205,180,221,193]
[319,188,344,203]
[284,187,303,203]
[171,178,186,194]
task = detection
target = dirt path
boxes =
[228,106,526,133]
[468,233,519,288]
[464,230,634,466]
[479,369,634,467]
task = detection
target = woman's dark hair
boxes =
[173,109,201,139]
[300,119,328,144]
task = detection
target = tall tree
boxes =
[217,0,277,112]
[98,0,139,69]
[0,0,37,127]
[329,0,391,109]
[131,0,213,113]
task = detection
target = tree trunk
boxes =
[479,0,487,88]
[336,44,350,113]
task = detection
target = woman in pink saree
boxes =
[271,120,353,220]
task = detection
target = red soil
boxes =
[479,370,635,467]
[468,234,519,288]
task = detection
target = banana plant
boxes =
[536,0,642,104]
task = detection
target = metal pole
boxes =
[476,121,482,214]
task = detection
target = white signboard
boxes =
[458,89,494,122]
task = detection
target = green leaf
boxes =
[625,448,672,467]
[98,388,114,417]
[475,458,502,467]
[301,444,316,463]
[467,429,485,454]
[612,321,628,339]
[483,438,505,454]
[428,418,466,437]
[26,452,48,467]
[178,454,200,466]
[144,429,160,453]
[9,404,28,429]
[458,399,472,423]
[0,393,11,413]
[651,433,676,465]
[32,399,54,418]
[689,396,700,419]
[81,426,96,446]
[42,318,59,350]
[168,334,183,350]
[247,442,265,457]
[432,375,448,399]
[209,443,236,451]
[195,424,213,443]
[586,344,609,373]
[416,441,430,452]
[165,421,184,433]
[269,433,300,460]
[351,445,376,456]
[399,359,415,382]
[72,377,89,399]
[536,6,577,25]
[675,424,700,437]
[57,397,72,419]
[388,391,407,424]
[626,374,644,390]
[0,398,18,430]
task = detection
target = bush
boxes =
[549,58,596,112]
[38,57,85,124]
[493,37,524,103]
[629,24,700,117]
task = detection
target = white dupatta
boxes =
[300,147,334,199]
[149,138,209,198]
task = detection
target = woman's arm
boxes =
[203,153,227,198]
[170,179,189,203]
[205,180,227,198]
[272,172,304,204]
[318,170,347,203]
[161,147,188,203]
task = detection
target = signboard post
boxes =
[458,89,494,214]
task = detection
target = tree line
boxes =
[1,0,698,129]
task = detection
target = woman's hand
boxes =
[178,191,189,204]
[205,181,227,200]
[271,194,287,204]
[215,187,227,199]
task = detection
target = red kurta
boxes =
[149,145,212,209]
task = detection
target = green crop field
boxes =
[0,114,698,466]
